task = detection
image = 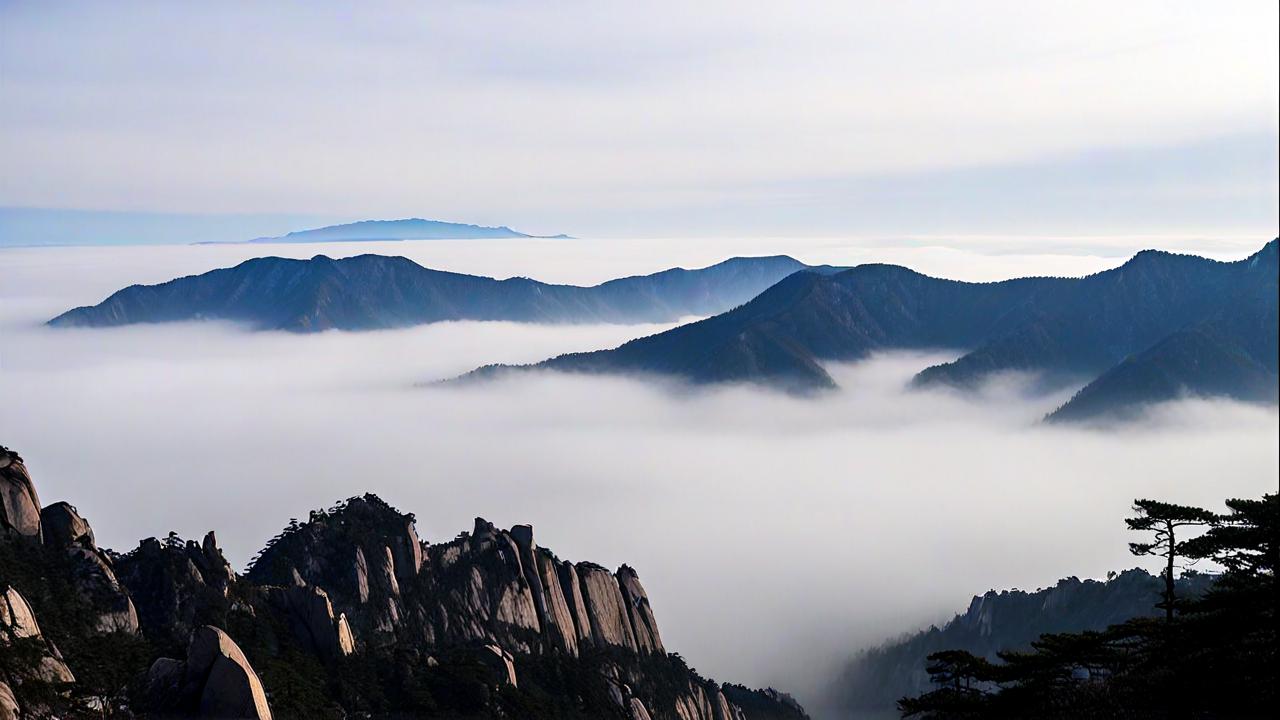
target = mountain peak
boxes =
[250,217,568,243]
[458,242,1277,421]
[1246,238,1278,268]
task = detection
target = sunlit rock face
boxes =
[618,564,665,654]
[1,455,811,720]
[0,449,42,541]
[142,625,273,720]
[0,585,76,686]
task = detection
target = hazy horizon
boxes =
[2,1,1277,240]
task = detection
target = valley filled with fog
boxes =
[3,237,1276,716]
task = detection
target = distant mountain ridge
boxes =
[48,254,818,332]
[249,217,571,243]
[833,569,1214,715]
[462,240,1278,421]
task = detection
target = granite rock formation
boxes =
[0,447,809,719]
[0,451,42,542]
[39,502,140,635]
[144,625,273,719]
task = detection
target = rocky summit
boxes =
[0,445,808,719]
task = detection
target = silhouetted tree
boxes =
[1125,499,1215,621]
[899,493,1277,718]
[1183,494,1278,578]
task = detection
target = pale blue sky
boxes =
[1,0,1276,243]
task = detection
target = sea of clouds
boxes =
[2,237,1276,717]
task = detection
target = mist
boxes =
[2,241,1276,718]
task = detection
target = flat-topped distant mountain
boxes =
[48,254,823,332]
[248,217,570,243]
[462,240,1278,421]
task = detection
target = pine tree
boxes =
[1125,499,1215,621]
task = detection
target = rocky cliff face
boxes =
[0,446,808,720]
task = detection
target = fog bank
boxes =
[2,241,1276,717]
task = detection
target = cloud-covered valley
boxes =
[2,240,1276,716]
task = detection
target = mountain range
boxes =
[464,240,1278,421]
[0,445,808,719]
[48,254,819,332]
[248,218,571,243]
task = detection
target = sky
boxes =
[3,239,1278,717]
[1,0,1277,242]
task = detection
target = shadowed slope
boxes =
[460,241,1278,419]
[48,254,812,332]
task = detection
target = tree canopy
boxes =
[900,493,1277,719]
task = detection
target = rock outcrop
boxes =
[0,449,41,541]
[115,533,235,652]
[618,564,664,654]
[0,585,75,686]
[264,584,355,660]
[144,626,272,719]
[38,502,140,635]
[0,450,810,720]
[578,562,639,651]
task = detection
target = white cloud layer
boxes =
[2,242,1276,717]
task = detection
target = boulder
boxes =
[184,626,273,719]
[1,585,42,640]
[0,448,42,541]
[39,501,94,548]
[0,585,76,685]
